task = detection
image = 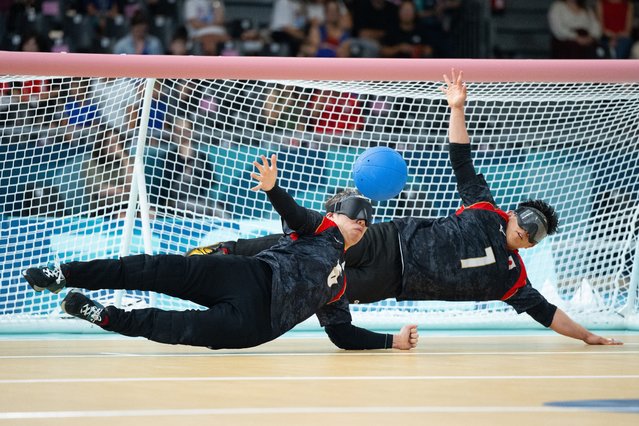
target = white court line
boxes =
[0,349,637,360]
[2,375,639,384]
[0,405,616,419]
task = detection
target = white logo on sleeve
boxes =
[327,261,345,288]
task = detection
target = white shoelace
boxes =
[79,303,103,323]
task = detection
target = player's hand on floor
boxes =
[393,324,419,350]
[585,334,623,345]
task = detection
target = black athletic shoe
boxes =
[61,292,109,326]
[185,241,232,257]
[22,264,66,294]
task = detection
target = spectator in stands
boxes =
[305,90,365,135]
[112,10,164,55]
[3,0,40,41]
[548,0,601,59]
[166,78,202,124]
[81,0,122,39]
[380,0,434,58]
[596,0,634,59]
[306,0,327,27]
[61,78,100,129]
[146,0,175,17]
[417,0,462,32]
[300,0,351,57]
[91,77,138,132]
[344,0,398,57]
[0,30,58,129]
[269,0,309,56]
[631,34,639,59]
[414,0,457,57]
[184,0,228,56]
[20,30,51,53]
[160,116,227,218]
[167,26,193,55]
[225,17,265,56]
[83,127,133,218]
[2,31,54,106]
[125,80,168,138]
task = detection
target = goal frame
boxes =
[1,52,638,332]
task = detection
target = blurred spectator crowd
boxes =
[0,0,463,58]
[2,1,639,59]
[548,0,638,59]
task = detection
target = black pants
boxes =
[63,254,274,349]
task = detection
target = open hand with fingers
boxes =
[251,154,278,192]
[440,68,467,109]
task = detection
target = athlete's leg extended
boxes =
[105,302,273,348]
[60,254,271,308]
[61,293,273,348]
[61,257,274,348]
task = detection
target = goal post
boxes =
[0,51,638,333]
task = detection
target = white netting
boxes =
[0,74,637,332]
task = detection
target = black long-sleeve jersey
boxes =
[225,144,557,327]
[256,185,392,348]
[391,143,557,326]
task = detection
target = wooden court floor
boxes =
[0,332,638,426]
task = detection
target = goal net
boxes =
[0,53,637,333]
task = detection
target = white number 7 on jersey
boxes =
[460,247,496,269]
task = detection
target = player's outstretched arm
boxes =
[392,324,419,349]
[550,308,623,345]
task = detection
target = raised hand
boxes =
[250,154,278,192]
[441,68,467,109]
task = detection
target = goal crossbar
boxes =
[1,51,638,82]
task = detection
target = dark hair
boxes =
[20,31,51,52]
[324,188,364,212]
[517,199,559,235]
[130,10,149,27]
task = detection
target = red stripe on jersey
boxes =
[456,202,529,300]
[290,216,337,240]
[315,216,338,234]
[501,251,528,300]
[316,217,345,303]
[328,274,347,304]
[456,201,510,222]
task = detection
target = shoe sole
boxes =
[185,247,214,256]
[22,272,64,294]
[60,298,74,315]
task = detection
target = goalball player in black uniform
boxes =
[22,155,419,351]
[187,70,621,346]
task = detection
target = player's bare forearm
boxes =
[392,324,419,350]
[448,106,469,145]
[550,308,623,345]
[441,69,469,144]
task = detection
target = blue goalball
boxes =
[352,146,408,201]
